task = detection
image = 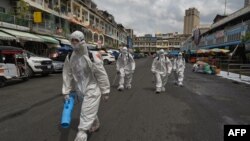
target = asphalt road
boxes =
[0,57,250,141]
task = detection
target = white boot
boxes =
[117,85,124,91]
[156,87,161,94]
[178,82,183,87]
[74,130,87,141]
[161,87,166,92]
[125,85,132,89]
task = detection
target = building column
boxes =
[102,35,105,46]
[58,0,61,12]
[70,0,73,15]
[42,0,45,8]
[92,32,94,42]
[80,7,82,21]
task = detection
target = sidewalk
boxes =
[217,71,250,85]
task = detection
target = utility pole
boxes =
[224,0,227,15]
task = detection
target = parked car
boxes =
[107,49,120,60]
[112,51,120,60]
[0,46,29,87]
[102,53,116,65]
[24,51,53,77]
[86,44,104,63]
[52,60,64,72]
[133,53,142,59]
[53,44,73,62]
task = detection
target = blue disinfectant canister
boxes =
[61,92,76,128]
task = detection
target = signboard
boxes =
[193,28,201,46]
[127,36,133,48]
[33,12,42,23]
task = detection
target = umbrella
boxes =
[210,48,221,53]
[220,49,230,53]
[168,51,179,56]
[196,49,209,54]
[210,48,230,53]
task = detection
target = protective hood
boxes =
[121,47,128,55]
[70,31,85,42]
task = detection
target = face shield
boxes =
[158,50,165,58]
[121,47,128,55]
[70,31,85,48]
[159,53,165,58]
[71,38,81,50]
[177,53,182,59]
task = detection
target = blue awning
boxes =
[200,41,241,49]
[169,50,179,56]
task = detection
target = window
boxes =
[0,54,3,63]
[102,54,108,56]
[0,7,5,13]
[82,10,89,22]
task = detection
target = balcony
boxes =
[0,12,30,29]
[32,20,56,34]
[25,0,60,17]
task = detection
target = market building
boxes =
[183,5,250,52]
[182,5,250,64]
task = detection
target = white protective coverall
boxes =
[151,49,172,93]
[62,31,110,141]
[173,53,185,86]
[116,47,135,90]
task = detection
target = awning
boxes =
[0,28,43,42]
[0,31,16,40]
[200,41,241,49]
[37,35,59,44]
[56,38,71,45]
[169,50,180,56]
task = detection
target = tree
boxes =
[16,0,30,19]
[134,48,141,53]
[241,32,250,43]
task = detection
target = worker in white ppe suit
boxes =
[116,47,136,91]
[62,31,110,141]
[151,49,172,93]
[173,52,185,87]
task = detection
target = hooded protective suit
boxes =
[173,53,185,86]
[151,49,172,93]
[62,31,110,141]
[116,47,135,90]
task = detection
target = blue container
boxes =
[61,92,75,128]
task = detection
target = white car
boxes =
[101,53,115,65]
[52,60,64,72]
[85,44,115,65]
[24,51,53,77]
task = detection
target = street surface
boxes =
[0,57,250,141]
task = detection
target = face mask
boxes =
[122,51,128,55]
[72,43,80,50]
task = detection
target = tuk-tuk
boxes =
[0,46,29,87]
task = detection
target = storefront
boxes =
[0,31,16,46]
[0,28,50,56]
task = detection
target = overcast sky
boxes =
[93,0,245,36]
